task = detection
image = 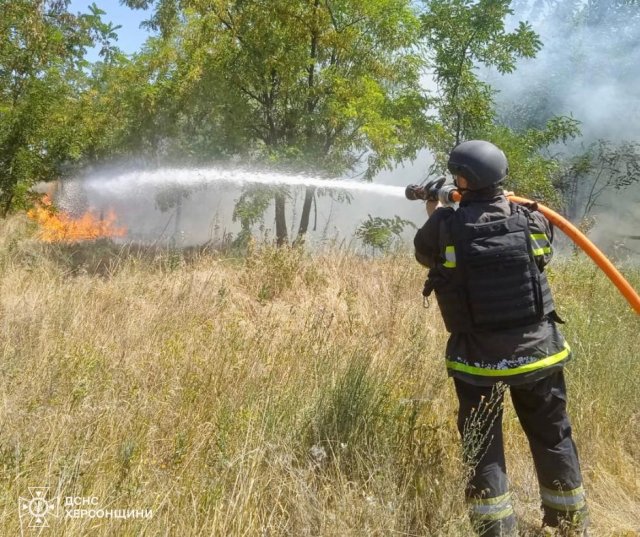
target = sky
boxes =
[68,0,151,60]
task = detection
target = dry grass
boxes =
[0,215,638,536]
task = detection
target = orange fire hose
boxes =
[448,190,640,315]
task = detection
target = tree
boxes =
[489,0,640,213]
[232,185,275,247]
[486,116,580,204]
[419,0,582,204]
[420,0,542,155]
[0,0,119,215]
[124,0,431,245]
[79,38,182,164]
[558,140,640,221]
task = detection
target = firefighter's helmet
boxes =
[447,140,508,190]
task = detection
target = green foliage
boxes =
[0,0,120,215]
[417,1,590,206]
[123,0,181,38]
[232,186,275,246]
[557,139,640,219]
[157,0,431,243]
[421,0,542,153]
[486,116,581,204]
[80,0,436,245]
[79,39,184,163]
[309,354,389,467]
[188,0,428,169]
[416,0,577,204]
[243,243,304,301]
[489,1,640,217]
[356,214,415,252]
[3,0,628,233]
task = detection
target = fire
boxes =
[27,195,127,243]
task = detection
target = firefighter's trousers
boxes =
[453,370,588,536]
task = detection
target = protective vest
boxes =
[426,202,555,333]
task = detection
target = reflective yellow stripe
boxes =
[540,485,586,511]
[542,498,586,512]
[443,245,456,268]
[446,343,571,377]
[531,233,551,256]
[469,492,512,506]
[469,492,514,521]
[540,485,585,497]
[473,506,514,521]
[530,233,548,241]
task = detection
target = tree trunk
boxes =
[295,186,316,245]
[294,1,321,246]
[173,197,183,244]
[1,192,14,218]
[274,191,288,246]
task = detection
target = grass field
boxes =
[1,215,639,536]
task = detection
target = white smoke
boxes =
[489,1,640,141]
[484,0,640,254]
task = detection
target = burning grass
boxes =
[27,195,126,243]
[0,216,638,536]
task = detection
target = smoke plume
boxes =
[485,0,640,254]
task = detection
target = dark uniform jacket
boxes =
[414,187,570,386]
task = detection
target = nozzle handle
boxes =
[425,176,447,201]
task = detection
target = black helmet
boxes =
[447,140,508,190]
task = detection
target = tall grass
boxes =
[0,216,638,536]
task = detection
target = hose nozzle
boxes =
[405,176,459,205]
[405,184,428,201]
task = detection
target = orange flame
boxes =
[27,195,127,243]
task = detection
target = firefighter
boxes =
[413,140,589,536]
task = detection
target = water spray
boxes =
[83,167,408,198]
[46,166,413,245]
[405,178,640,315]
